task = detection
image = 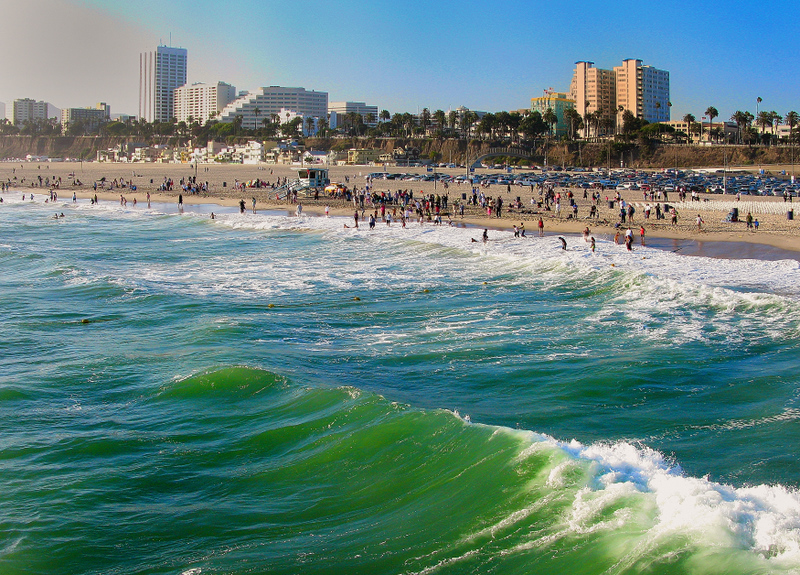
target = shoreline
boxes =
[5,161,800,256]
[22,188,799,263]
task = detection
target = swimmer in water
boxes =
[591,237,596,252]
[482,229,488,243]
[559,237,567,250]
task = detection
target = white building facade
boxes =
[328,101,379,128]
[174,82,236,124]
[218,86,328,130]
[12,98,59,125]
[139,45,188,123]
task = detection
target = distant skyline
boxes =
[2,0,798,124]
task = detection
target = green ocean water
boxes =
[2,197,800,574]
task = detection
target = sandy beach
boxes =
[5,160,800,254]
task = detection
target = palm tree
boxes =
[705,106,719,143]
[305,116,315,136]
[433,109,446,135]
[786,111,799,143]
[448,110,457,132]
[420,108,432,135]
[731,111,747,144]
[542,108,557,139]
[379,109,390,123]
[757,111,772,143]
[683,113,696,143]
[253,106,261,130]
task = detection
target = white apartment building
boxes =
[217,86,328,130]
[139,45,188,122]
[328,101,379,128]
[12,98,60,125]
[614,59,670,124]
[0,102,5,122]
[174,82,236,124]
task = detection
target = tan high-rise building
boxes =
[569,62,616,136]
[614,59,670,125]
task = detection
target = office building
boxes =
[139,45,188,123]
[61,103,111,133]
[614,59,670,124]
[12,98,60,125]
[174,82,236,124]
[0,102,5,122]
[328,101,379,128]
[530,91,575,137]
[218,86,328,130]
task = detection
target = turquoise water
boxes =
[2,196,800,574]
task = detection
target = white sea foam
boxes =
[511,429,800,566]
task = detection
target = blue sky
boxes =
[2,0,798,123]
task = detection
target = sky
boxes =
[1,0,798,123]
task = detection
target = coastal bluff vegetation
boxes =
[0,135,796,170]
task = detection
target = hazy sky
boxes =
[2,0,797,122]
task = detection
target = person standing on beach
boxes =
[538,217,544,236]
[239,199,245,214]
[178,193,183,210]
[746,212,753,230]
[353,211,359,228]
[696,214,704,231]
[640,225,646,246]
[252,197,257,214]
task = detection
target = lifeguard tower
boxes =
[297,168,329,188]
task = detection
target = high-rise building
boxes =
[614,59,670,124]
[569,59,670,135]
[328,102,379,128]
[139,45,187,123]
[569,62,617,136]
[12,98,60,125]
[218,86,328,130]
[174,82,236,124]
[0,102,5,122]
[530,91,575,137]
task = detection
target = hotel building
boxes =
[173,82,236,124]
[530,91,575,137]
[328,102,379,129]
[218,86,328,130]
